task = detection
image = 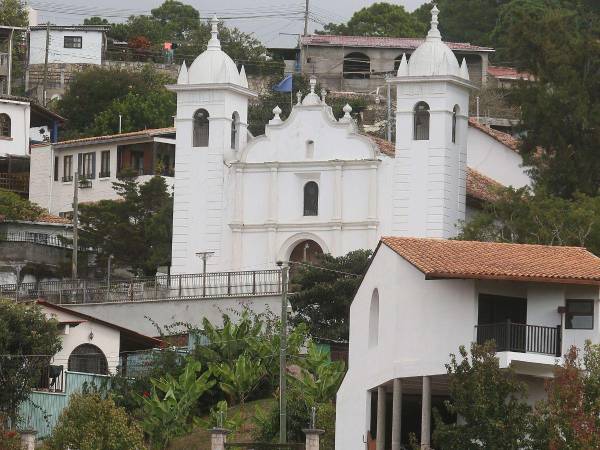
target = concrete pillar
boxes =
[376,386,386,450]
[421,376,431,450]
[391,378,402,450]
[20,429,37,450]
[210,427,230,450]
[303,428,325,450]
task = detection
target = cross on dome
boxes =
[208,14,221,50]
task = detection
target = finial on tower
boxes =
[270,105,282,123]
[340,103,353,123]
[320,88,327,104]
[208,14,221,50]
[427,5,441,40]
[309,77,316,94]
[296,90,302,105]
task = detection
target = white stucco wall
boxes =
[0,99,30,156]
[467,126,530,188]
[41,305,121,373]
[29,29,104,65]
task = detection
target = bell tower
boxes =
[167,16,257,274]
[389,6,475,238]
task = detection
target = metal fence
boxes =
[475,320,561,356]
[1,270,282,304]
[0,231,90,251]
[0,172,29,194]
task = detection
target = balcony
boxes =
[475,320,561,357]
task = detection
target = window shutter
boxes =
[91,153,96,179]
[77,153,82,176]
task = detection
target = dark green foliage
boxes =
[55,66,174,139]
[78,174,173,276]
[432,342,533,449]
[459,187,600,256]
[0,0,27,27]
[0,300,62,423]
[290,249,372,341]
[0,190,44,220]
[318,2,426,38]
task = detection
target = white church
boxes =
[168,11,528,275]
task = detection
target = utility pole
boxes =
[303,0,309,36]
[42,22,50,105]
[72,172,79,281]
[277,261,289,443]
[7,28,13,95]
[386,80,392,141]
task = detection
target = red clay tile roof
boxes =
[366,135,504,203]
[468,118,519,152]
[301,35,494,52]
[487,65,532,81]
[36,214,71,224]
[53,127,176,148]
[381,237,600,286]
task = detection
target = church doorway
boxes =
[288,239,324,278]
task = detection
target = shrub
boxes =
[0,429,21,450]
[45,393,145,450]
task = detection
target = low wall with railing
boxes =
[18,371,109,439]
[475,321,561,356]
[1,270,282,304]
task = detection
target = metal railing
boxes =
[34,365,64,393]
[0,232,91,252]
[1,270,282,304]
[225,444,304,449]
[475,320,561,357]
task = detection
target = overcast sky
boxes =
[32,0,429,48]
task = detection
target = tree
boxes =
[318,2,426,38]
[210,354,266,407]
[458,187,600,256]
[0,300,62,425]
[83,16,109,26]
[0,0,27,27]
[140,359,215,449]
[0,190,44,220]
[150,0,201,42]
[432,342,533,449]
[531,342,600,449]
[45,393,145,450]
[289,249,372,341]
[78,174,173,275]
[55,66,174,138]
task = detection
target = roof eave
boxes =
[424,272,600,286]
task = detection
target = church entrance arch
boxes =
[289,239,324,265]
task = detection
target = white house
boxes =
[29,128,175,216]
[37,300,163,376]
[336,237,600,450]
[28,25,108,66]
[168,10,529,275]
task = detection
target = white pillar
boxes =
[20,430,37,450]
[391,378,402,450]
[421,376,431,449]
[376,386,386,450]
[210,427,230,450]
[303,428,325,450]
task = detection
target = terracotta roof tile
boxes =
[487,65,532,81]
[54,127,176,147]
[468,118,519,152]
[36,214,71,224]
[301,35,494,52]
[381,237,600,285]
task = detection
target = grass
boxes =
[169,398,276,450]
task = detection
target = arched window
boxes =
[413,101,430,141]
[368,289,379,348]
[0,113,10,137]
[303,181,319,216]
[68,344,108,375]
[452,105,459,144]
[306,140,315,159]
[343,52,370,79]
[231,111,240,149]
[193,109,210,147]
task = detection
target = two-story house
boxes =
[336,237,600,450]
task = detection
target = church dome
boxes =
[405,6,461,78]
[183,15,247,87]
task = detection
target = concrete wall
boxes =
[0,99,30,156]
[29,29,104,65]
[65,294,282,336]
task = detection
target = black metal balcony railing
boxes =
[475,320,561,357]
[0,270,283,304]
[35,365,64,393]
[0,232,92,252]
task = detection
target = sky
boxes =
[31,0,429,48]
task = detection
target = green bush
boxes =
[0,429,21,450]
[45,393,145,450]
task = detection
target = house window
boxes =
[78,152,96,179]
[566,300,594,330]
[100,150,110,178]
[368,289,379,348]
[193,109,209,147]
[131,151,144,175]
[452,105,459,143]
[68,344,108,375]
[0,113,10,137]
[414,102,430,140]
[343,52,370,79]
[62,155,73,182]
[231,111,239,149]
[64,36,82,49]
[303,181,319,216]
[54,156,59,181]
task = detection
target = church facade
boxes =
[169,13,528,275]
